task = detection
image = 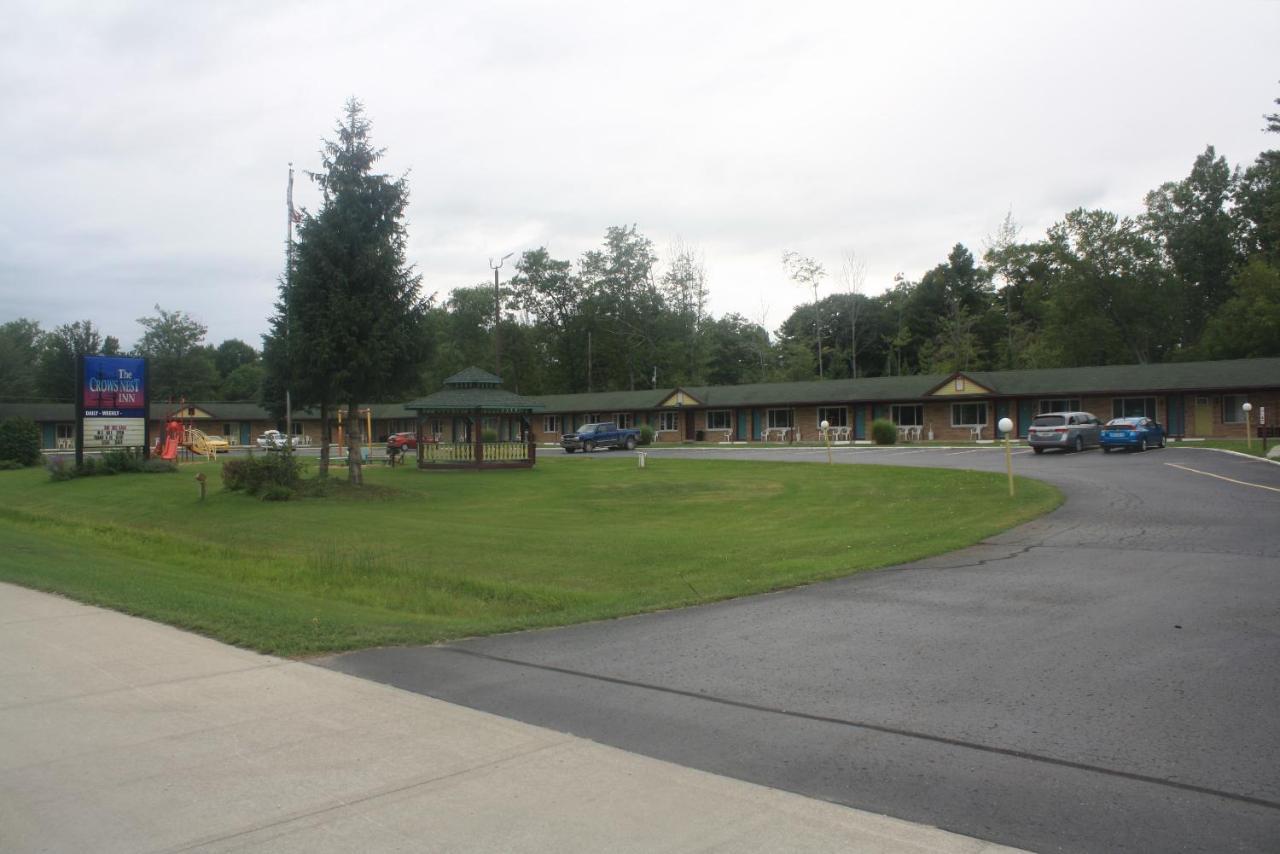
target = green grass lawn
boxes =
[0,456,1060,656]
[1173,438,1276,458]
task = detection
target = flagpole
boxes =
[285,163,294,443]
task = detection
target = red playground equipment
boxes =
[154,420,182,461]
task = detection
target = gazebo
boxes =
[406,367,544,470]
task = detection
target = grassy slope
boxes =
[0,456,1060,656]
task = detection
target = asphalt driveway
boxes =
[321,445,1280,853]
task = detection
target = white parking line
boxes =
[1164,462,1280,494]
[946,449,979,456]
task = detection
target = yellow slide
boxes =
[184,427,229,458]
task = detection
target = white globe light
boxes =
[998,417,1013,434]
[1243,402,1253,412]
[820,420,830,429]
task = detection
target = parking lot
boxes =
[325,444,1280,853]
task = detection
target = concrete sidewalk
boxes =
[0,583,1021,854]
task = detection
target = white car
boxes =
[256,430,293,449]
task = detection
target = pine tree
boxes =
[278,98,427,484]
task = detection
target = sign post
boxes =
[1243,402,1253,450]
[998,417,1014,497]
[79,355,149,464]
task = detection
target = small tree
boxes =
[782,252,827,378]
[0,417,41,466]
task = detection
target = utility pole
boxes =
[285,163,300,440]
[489,253,513,377]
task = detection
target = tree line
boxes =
[6,91,1278,415]
[0,308,264,403]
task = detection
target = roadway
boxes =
[321,444,1280,853]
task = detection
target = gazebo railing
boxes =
[420,441,531,465]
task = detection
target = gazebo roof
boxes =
[406,367,544,414]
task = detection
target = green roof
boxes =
[524,357,1280,412]
[444,366,503,386]
[406,387,543,414]
[966,358,1280,396]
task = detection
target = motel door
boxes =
[239,422,252,446]
[1193,397,1212,437]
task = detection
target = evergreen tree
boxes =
[284,98,427,484]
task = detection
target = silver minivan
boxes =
[1027,411,1102,454]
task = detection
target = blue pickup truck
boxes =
[561,422,641,453]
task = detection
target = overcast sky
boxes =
[2,1,1278,350]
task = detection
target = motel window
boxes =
[1222,395,1249,424]
[223,423,233,437]
[543,415,561,434]
[657,411,679,432]
[615,413,635,429]
[292,422,304,435]
[706,410,732,430]
[890,404,923,426]
[1038,399,1080,414]
[1113,397,1157,420]
[584,413,603,424]
[951,402,988,427]
[56,424,74,439]
[766,409,794,429]
[817,407,848,427]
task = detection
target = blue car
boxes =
[1100,417,1166,453]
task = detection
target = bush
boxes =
[101,449,145,474]
[638,424,654,446]
[871,419,898,445]
[221,448,305,496]
[482,428,499,443]
[46,449,178,482]
[0,417,41,467]
[260,484,295,502]
[0,459,26,471]
[47,456,76,481]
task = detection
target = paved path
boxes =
[0,582,1021,854]
[325,446,1280,853]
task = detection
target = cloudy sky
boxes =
[2,1,1278,349]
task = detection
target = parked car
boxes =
[386,432,418,451]
[256,430,293,450]
[1100,417,1165,453]
[561,422,641,453]
[1027,411,1102,454]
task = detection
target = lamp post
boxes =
[998,416,1014,497]
[490,252,514,377]
[821,419,832,464]
[1243,402,1253,450]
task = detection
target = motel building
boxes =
[2,357,1277,452]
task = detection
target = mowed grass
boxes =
[0,456,1060,656]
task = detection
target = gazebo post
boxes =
[523,416,535,464]
[416,412,425,466]
[473,408,483,469]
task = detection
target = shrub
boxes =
[638,424,654,446]
[0,417,41,467]
[47,456,76,481]
[101,449,145,474]
[221,448,305,496]
[260,485,294,502]
[482,428,499,443]
[0,459,25,471]
[143,458,178,474]
[871,419,898,445]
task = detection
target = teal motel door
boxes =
[995,400,1011,438]
[1165,395,1184,437]
[1017,399,1033,438]
[752,409,762,441]
[854,406,866,440]
[239,422,252,446]
[736,409,748,441]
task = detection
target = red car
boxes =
[386,432,419,451]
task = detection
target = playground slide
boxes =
[155,420,181,461]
